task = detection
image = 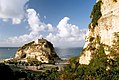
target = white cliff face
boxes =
[79,0,119,64]
[99,0,119,46]
[79,51,91,64]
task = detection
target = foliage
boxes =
[18,41,34,51]
[0,63,15,80]
[58,57,81,80]
[58,42,119,80]
[28,67,59,80]
[0,63,60,80]
[107,32,119,58]
[27,58,42,66]
[89,0,102,29]
[112,32,119,53]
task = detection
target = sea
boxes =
[0,47,83,60]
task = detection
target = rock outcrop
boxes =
[79,0,119,64]
[15,38,60,63]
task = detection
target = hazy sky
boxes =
[0,0,96,47]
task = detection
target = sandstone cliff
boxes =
[15,38,60,63]
[79,0,119,64]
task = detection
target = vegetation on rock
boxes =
[107,32,119,59]
[57,41,119,80]
[18,41,34,51]
[15,38,60,64]
[89,0,102,29]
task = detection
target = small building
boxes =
[35,38,47,44]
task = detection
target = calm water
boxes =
[55,47,83,59]
[0,47,83,59]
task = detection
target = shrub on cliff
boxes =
[89,0,102,29]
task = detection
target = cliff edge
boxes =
[79,0,119,64]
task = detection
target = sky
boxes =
[0,0,96,47]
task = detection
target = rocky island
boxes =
[15,38,60,64]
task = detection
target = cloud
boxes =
[44,16,47,19]
[27,9,46,32]
[12,18,22,24]
[47,24,56,32]
[27,9,56,33]
[8,34,43,45]
[57,17,81,38]
[0,0,29,24]
[0,0,87,47]
[2,18,8,22]
[2,8,87,47]
[57,17,71,37]
[46,17,87,47]
[7,9,45,45]
[6,9,50,45]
